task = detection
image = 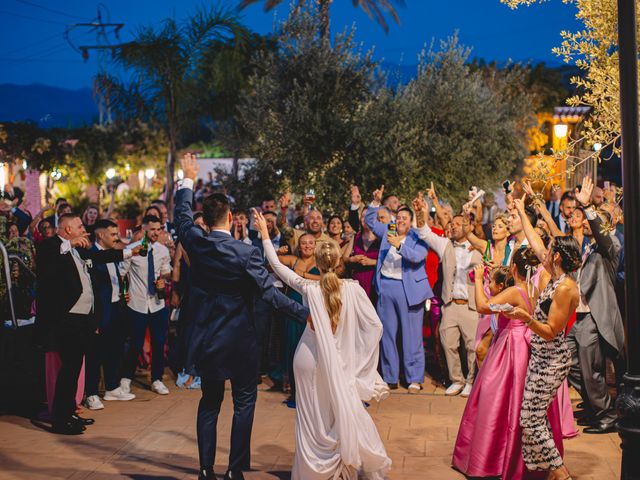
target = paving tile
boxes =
[0,380,622,479]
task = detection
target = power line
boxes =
[0,9,67,26]
[3,32,63,57]
[14,0,86,20]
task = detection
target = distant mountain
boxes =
[0,83,98,127]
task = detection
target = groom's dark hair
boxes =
[203,193,230,227]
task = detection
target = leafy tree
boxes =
[96,5,249,216]
[222,8,380,210]
[0,122,67,171]
[224,12,534,211]
[239,0,404,39]
[501,0,625,151]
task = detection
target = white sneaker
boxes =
[120,378,132,394]
[407,383,422,394]
[460,383,473,398]
[85,395,104,410]
[151,380,169,395]
[445,382,465,396]
[104,387,136,401]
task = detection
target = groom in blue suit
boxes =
[174,154,310,480]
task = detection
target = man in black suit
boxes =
[175,154,310,480]
[553,190,577,234]
[35,214,139,434]
[84,219,136,411]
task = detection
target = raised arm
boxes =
[522,180,562,238]
[253,208,306,294]
[348,185,363,233]
[427,182,449,229]
[174,153,207,251]
[462,204,489,253]
[413,192,448,258]
[514,194,547,263]
[574,176,617,262]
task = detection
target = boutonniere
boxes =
[85,259,93,269]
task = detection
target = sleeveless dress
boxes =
[520,275,572,472]
[453,286,566,479]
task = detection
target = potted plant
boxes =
[115,191,142,238]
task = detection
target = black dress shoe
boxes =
[583,420,617,434]
[387,383,398,390]
[71,414,95,426]
[198,466,214,479]
[52,420,85,435]
[223,470,245,480]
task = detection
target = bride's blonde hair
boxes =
[315,240,342,332]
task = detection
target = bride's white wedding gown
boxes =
[262,239,392,480]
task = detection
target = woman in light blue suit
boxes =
[365,186,433,392]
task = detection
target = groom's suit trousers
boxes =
[197,376,257,471]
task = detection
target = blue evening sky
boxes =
[0,0,581,89]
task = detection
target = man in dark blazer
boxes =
[568,178,625,434]
[84,219,136,411]
[35,214,138,434]
[175,154,310,480]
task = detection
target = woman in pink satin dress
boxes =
[453,249,571,479]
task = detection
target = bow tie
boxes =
[453,242,467,249]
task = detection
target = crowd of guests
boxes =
[0,169,626,478]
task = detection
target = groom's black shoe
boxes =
[223,470,245,480]
[198,466,214,479]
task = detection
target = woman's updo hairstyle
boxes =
[512,247,541,279]
[490,265,514,288]
[551,235,583,273]
[315,241,343,332]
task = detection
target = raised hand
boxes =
[521,180,535,198]
[279,191,291,210]
[426,181,437,200]
[575,176,594,207]
[513,193,527,214]
[181,153,199,181]
[412,191,425,213]
[372,185,385,205]
[251,208,270,240]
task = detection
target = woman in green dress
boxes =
[276,233,321,405]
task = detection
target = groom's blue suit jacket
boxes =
[174,187,310,381]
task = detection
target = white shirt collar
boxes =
[211,228,232,236]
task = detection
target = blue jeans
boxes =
[125,307,169,382]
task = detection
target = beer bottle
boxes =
[139,231,149,257]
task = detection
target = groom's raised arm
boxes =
[174,180,205,250]
[246,247,310,324]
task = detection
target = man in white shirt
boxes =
[85,220,136,410]
[120,214,172,395]
[414,196,483,398]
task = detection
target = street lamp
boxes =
[553,123,569,139]
[615,0,640,478]
[106,168,116,179]
[593,143,603,152]
[145,168,155,180]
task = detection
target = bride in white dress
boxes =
[253,210,392,480]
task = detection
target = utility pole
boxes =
[65,4,124,126]
[615,0,640,477]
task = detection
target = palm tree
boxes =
[96,5,249,216]
[238,0,404,40]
